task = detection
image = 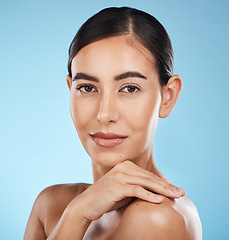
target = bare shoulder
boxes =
[35,183,89,217]
[37,183,90,207]
[113,196,202,240]
[24,183,90,240]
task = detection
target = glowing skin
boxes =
[67,36,163,179]
[24,35,202,240]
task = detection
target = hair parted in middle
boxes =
[68,7,174,87]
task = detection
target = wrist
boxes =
[65,204,91,227]
[66,196,93,225]
[47,204,92,240]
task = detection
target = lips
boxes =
[89,132,128,147]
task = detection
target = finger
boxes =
[124,185,164,203]
[126,165,185,197]
[122,174,184,199]
[117,161,185,197]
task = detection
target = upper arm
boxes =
[112,199,193,240]
[24,184,84,240]
[24,189,49,240]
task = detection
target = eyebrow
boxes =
[114,71,147,81]
[72,71,147,82]
[72,72,98,82]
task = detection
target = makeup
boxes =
[90,132,128,147]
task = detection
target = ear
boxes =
[159,74,182,118]
[66,75,72,91]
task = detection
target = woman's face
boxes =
[68,36,162,168]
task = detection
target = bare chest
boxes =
[83,213,121,240]
[44,208,122,240]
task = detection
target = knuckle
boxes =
[161,177,170,183]
[159,179,174,189]
[143,176,152,185]
[146,190,154,199]
[169,183,177,190]
[123,160,133,166]
[166,183,174,189]
[132,185,141,195]
[114,162,125,172]
[145,175,159,186]
[159,184,170,192]
[112,171,123,182]
[150,173,160,181]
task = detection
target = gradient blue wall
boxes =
[1,0,228,239]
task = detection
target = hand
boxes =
[68,160,185,222]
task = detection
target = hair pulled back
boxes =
[68,7,174,86]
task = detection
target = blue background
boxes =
[0,0,228,239]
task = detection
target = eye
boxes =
[76,84,97,93]
[120,85,140,93]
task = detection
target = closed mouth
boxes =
[89,132,128,147]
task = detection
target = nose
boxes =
[97,92,119,125]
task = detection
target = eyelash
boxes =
[76,84,98,93]
[75,84,140,94]
[120,85,140,93]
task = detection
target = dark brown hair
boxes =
[68,7,174,86]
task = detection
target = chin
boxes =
[88,150,127,168]
[83,137,150,168]
[87,146,148,169]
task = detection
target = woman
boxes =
[24,7,202,240]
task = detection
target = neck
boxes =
[91,146,164,183]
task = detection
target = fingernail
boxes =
[179,188,185,195]
[172,189,181,196]
[155,195,164,201]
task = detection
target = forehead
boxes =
[71,35,157,77]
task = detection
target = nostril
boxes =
[97,112,114,124]
[97,94,119,124]
[97,106,118,125]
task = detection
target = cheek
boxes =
[121,94,160,134]
[126,100,159,158]
[70,94,97,134]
